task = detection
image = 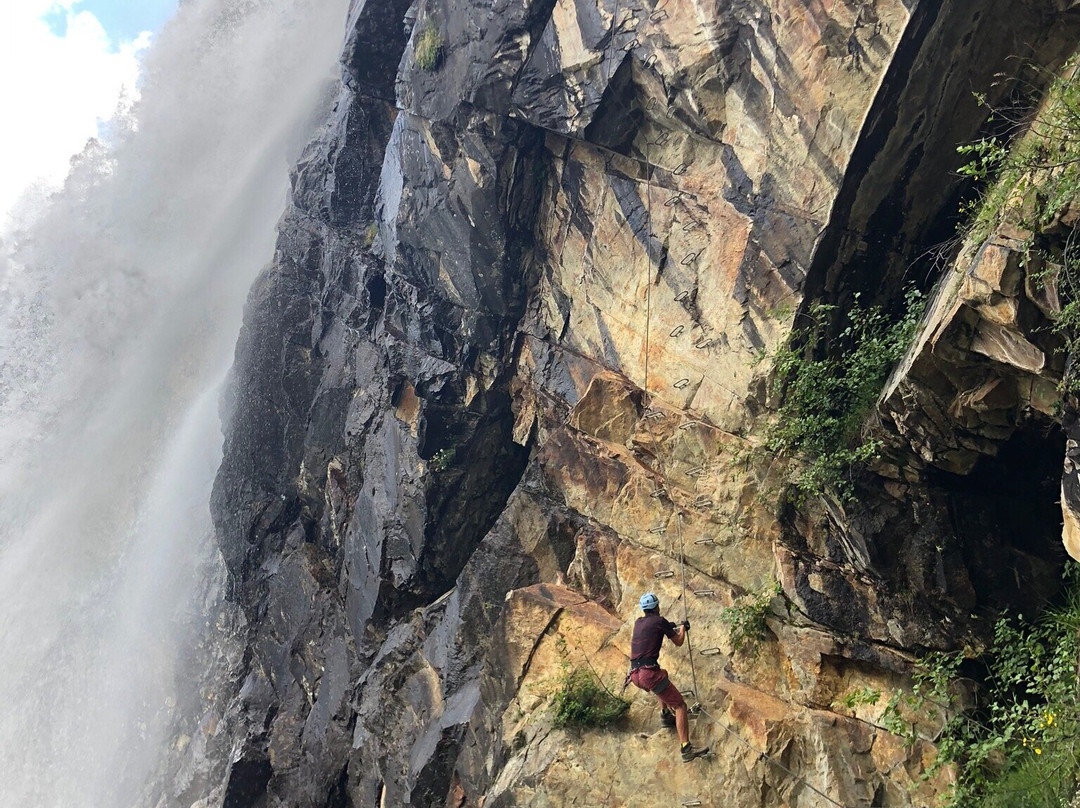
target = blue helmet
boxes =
[639,592,659,612]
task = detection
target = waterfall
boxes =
[0,0,349,804]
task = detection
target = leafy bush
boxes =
[414,24,444,72]
[886,564,1080,807]
[551,668,630,729]
[720,581,781,654]
[765,287,925,498]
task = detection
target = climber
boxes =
[628,592,709,762]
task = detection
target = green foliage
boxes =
[960,60,1080,392]
[720,581,781,654]
[361,221,378,248]
[837,686,882,710]
[414,24,444,72]
[880,650,957,748]
[429,445,456,472]
[765,287,925,498]
[962,62,1080,241]
[550,667,630,729]
[886,564,1080,808]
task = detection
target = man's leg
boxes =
[653,674,708,761]
[674,703,689,745]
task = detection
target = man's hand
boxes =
[682,620,690,631]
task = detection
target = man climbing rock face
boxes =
[628,592,709,762]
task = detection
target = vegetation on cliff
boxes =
[414,24,444,72]
[961,57,1080,393]
[888,565,1080,808]
[764,288,925,498]
[719,580,781,654]
[550,667,630,729]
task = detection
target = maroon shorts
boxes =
[630,666,685,709]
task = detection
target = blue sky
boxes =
[0,0,181,229]
[45,0,178,45]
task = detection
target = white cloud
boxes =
[0,1,151,232]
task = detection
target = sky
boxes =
[0,0,179,231]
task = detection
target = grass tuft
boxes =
[551,668,630,729]
[414,24,444,72]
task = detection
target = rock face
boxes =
[158,0,1080,806]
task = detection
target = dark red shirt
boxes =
[631,613,677,662]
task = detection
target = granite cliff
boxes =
[156,1,1080,805]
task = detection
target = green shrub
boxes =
[414,24,444,72]
[720,581,781,654]
[764,287,925,498]
[429,445,456,472]
[884,564,1080,807]
[551,668,630,729]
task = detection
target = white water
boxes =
[0,0,348,804]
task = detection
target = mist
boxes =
[0,0,349,803]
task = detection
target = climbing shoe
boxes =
[681,743,709,762]
[660,709,676,728]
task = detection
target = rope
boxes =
[676,512,701,708]
[642,132,655,417]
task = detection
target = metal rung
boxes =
[673,162,689,176]
[681,689,694,698]
[693,338,712,349]
[700,647,722,656]
[681,250,703,266]
[655,131,671,146]
[673,378,691,389]
[645,409,665,420]
[693,496,714,508]
[649,488,667,499]
[644,54,658,70]
[651,9,669,22]
[646,97,659,111]
[623,39,640,52]
[649,526,667,535]
[694,538,717,546]
[674,290,690,302]
[670,325,685,337]
[682,221,698,232]
[654,570,676,579]
[686,466,707,478]
[678,421,698,431]
[682,800,702,806]
[665,193,684,207]
[694,589,716,597]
